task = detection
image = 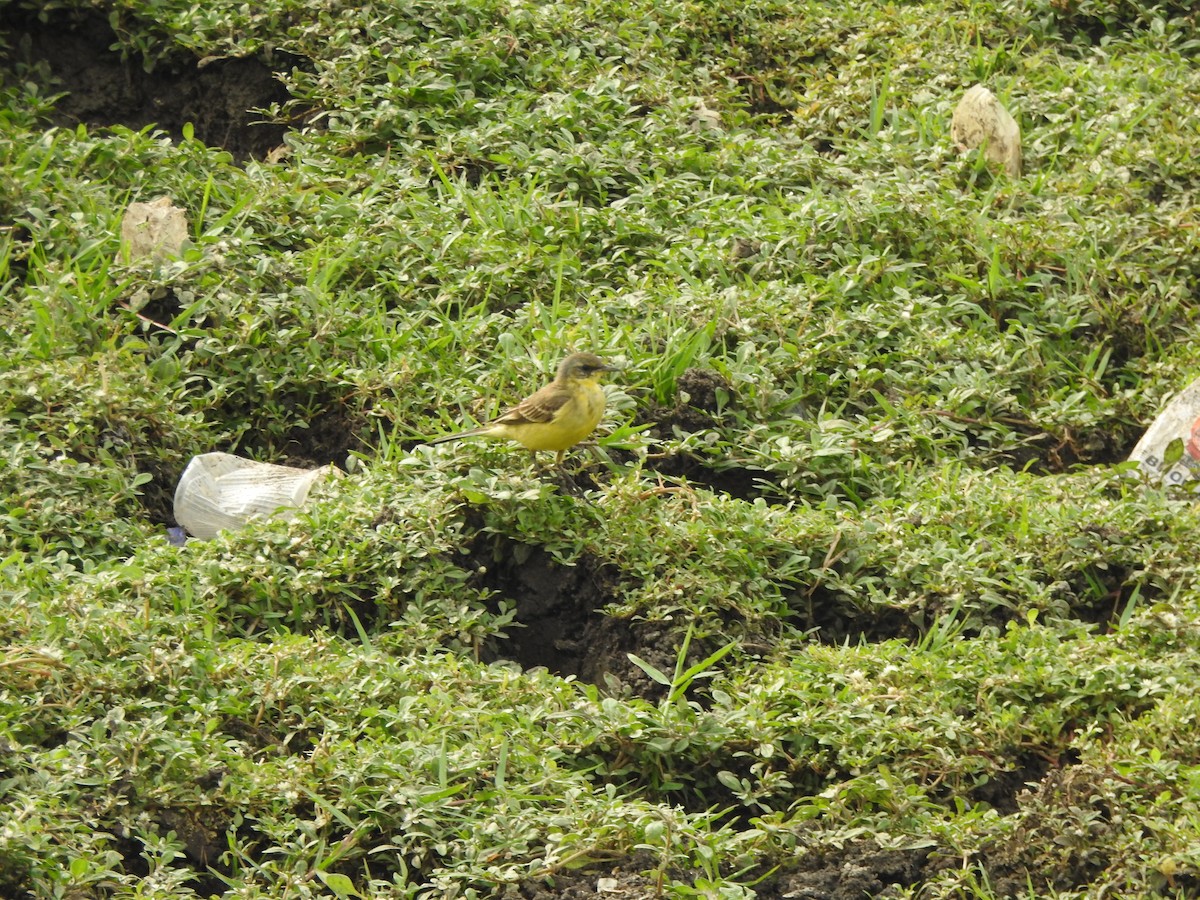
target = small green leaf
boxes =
[316,871,360,898]
[1163,437,1185,468]
[717,770,745,793]
[627,653,671,685]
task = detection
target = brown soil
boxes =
[469,537,691,699]
[635,367,781,501]
[518,842,934,900]
[0,6,295,159]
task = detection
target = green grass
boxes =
[2,0,1200,896]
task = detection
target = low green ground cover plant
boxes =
[2,0,1199,896]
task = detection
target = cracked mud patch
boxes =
[1,7,296,159]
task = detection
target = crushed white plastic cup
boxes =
[1128,375,1200,488]
[173,452,341,540]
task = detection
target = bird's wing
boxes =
[495,383,571,425]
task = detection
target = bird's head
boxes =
[557,352,619,384]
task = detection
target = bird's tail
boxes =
[428,426,488,445]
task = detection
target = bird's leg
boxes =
[552,464,584,495]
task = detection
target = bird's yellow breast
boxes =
[489,381,606,451]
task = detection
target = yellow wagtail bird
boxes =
[430,352,619,466]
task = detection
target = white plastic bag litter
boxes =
[1128,375,1200,487]
[950,84,1022,177]
[173,452,340,540]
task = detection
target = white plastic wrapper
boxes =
[174,452,341,540]
[950,84,1022,177]
[120,196,189,262]
[1128,375,1200,487]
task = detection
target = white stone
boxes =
[120,196,189,262]
[950,84,1022,177]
